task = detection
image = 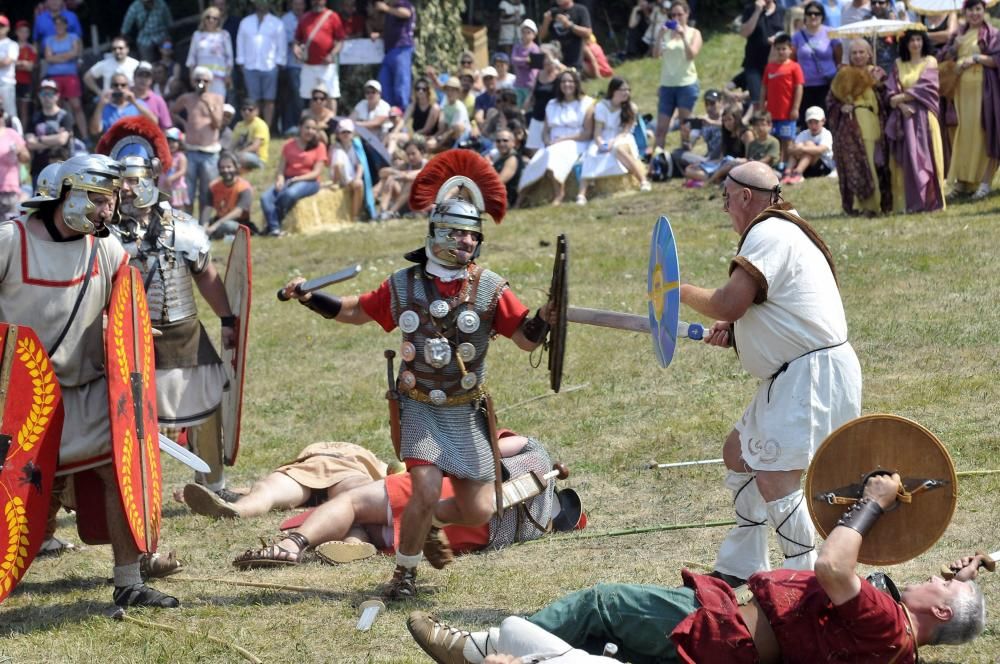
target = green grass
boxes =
[3,31,1000,663]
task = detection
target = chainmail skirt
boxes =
[399,396,495,482]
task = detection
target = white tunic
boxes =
[519,97,593,191]
[0,217,129,472]
[732,214,862,471]
[580,100,639,181]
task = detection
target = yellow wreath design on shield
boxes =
[1,498,29,594]
[15,337,56,453]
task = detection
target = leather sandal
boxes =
[232,532,310,570]
[140,550,184,579]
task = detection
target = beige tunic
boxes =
[275,442,388,490]
[0,217,129,473]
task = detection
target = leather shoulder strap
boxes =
[737,203,838,284]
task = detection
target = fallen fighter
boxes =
[215,432,583,568]
[407,473,986,664]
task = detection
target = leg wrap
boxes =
[766,489,817,570]
[714,471,771,581]
[187,408,225,490]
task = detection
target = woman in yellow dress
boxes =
[943,0,1000,199]
[885,29,946,213]
[828,39,888,216]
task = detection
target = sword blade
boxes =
[299,264,362,294]
[158,433,211,473]
[566,306,703,339]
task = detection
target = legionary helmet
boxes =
[94,116,172,209]
[408,150,507,268]
[55,154,124,235]
[21,162,64,208]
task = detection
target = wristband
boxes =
[220,315,237,327]
[836,497,884,536]
[300,292,342,319]
[521,309,550,344]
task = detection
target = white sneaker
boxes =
[640,180,652,192]
[575,194,587,205]
[972,184,991,200]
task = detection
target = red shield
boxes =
[105,265,161,553]
[0,323,63,604]
[221,225,252,465]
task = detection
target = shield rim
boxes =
[647,216,680,368]
[105,265,162,553]
[547,234,569,393]
[221,225,252,465]
[0,324,63,604]
[805,413,958,565]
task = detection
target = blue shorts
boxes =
[657,83,700,118]
[243,68,279,101]
[772,119,797,140]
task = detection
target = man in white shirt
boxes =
[350,79,392,139]
[0,16,18,128]
[237,0,287,131]
[679,161,862,586]
[83,36,139,97]
[782,106,834,184]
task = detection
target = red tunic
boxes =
[358,268,531,338]
[384,472,490,553]
[671,569,916,664]
[294,9,346,65]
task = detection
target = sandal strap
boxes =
[284,531,310,552]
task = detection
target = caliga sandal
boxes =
[140,550,184,579]
[384,564,418,601]
[232,531,310,570]
[314,540,377,565]
[184,483,240,519]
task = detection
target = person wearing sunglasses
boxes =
[83,36,139,99]
[292,0,347,116]
[186,7,233,97]
[791,2,841,128]
[399,76,440,139]
[24,79,73,184]
[90,72,157,134]
[170,66,226,215]
[41,14,88,142]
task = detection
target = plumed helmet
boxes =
[408,150,507,268]
[56,154,124,235]
[94,116,171,209]
[21,162,63,208]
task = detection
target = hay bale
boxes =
[283,187,356,235]
[516,172,640,209]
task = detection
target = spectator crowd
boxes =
[3,0,999,225]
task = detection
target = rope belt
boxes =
[766,341,848,402]
[405,385,488,406]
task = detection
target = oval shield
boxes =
[647,216,680,368]
[106,265,162,554]
[805,414,957,565]
[222,225,252,466]
[0,324,63,604]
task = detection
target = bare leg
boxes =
[284,480,388,550]
[396,465,442,556]
[388,180,414,213]
[654,112,670,150]
[349,179,364,220]
[552,179,566,206]
[230,472,312,518]
[614,143,647,183]
[261,101,275,130]
[434,478,494,526]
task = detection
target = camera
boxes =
[665,19,679,30]
[111,90,124,102]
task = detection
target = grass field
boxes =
[4,32,1000,664]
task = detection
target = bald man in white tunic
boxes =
[680,161,862,584]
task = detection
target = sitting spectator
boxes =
[42,14,88,141]
[14,20,35,129]
[682,104,753,187]
[350,79,392,140]
[746,110,780,167]
[220,103,236,150]
[473,66,499,132]
[132,61,172,130]
[578,76,650,204]
[376,137,426,220]
[400,77,439,138]
[492,128,522,208]
[84,35,139,98]
[511,19,540,106]
[159,127,190,211]
[329,118,366,221]
[427,78,469,153]
[156,40,183,100]
[518,68,593,206]
[482,88,526,145]
[493,52,516,89]
[523,43,565,155]
[761,31,804,167]
[0,107,28,219]
[25,79,74,184]
[458,70,478,119]
[232,99,270,169]
[203,150,256,238]
[303,83,337,143]
[261,117,327,236]
[582,33,614,80]
[90,72,158,135]
[782,105,834,183]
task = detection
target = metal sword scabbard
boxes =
[384,350,403,461]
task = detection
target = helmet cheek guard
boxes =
[55,154,123,235]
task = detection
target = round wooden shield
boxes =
[222,225,252,465]
[805,414,957,565]
[647,216,681,368]
[0,324,63,604]
[548,234,568,393]
[106,265,162,554]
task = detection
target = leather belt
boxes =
[405,386,487,406]
[735,586,780,664]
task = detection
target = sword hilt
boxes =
[941,551,997,580]
[384,350,397,396]
[276,284,301,302]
